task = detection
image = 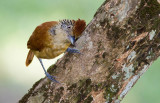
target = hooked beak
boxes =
[68,35,75,45]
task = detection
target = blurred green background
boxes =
[0,0,160,103]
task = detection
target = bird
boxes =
[25,19,86,83]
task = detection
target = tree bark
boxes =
[19,0,160,103]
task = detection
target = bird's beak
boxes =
[68,35,75,45]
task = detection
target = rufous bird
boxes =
[25,19,86,83]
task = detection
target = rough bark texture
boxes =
[20,0,160,103]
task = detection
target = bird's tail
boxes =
[26,50,34,66]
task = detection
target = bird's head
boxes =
[59,19,75,45]
[59,19,86,45]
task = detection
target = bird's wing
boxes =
[27,21,58,51]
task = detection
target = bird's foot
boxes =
[66,48,81,54]
[45,72,60,83]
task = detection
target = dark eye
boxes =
[67,26,72,29]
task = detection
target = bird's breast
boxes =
[33,43,70,59]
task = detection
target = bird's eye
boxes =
[67,25,72,29]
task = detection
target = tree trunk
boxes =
[19,0,160,103]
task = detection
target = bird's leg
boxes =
[38,58,59,83]
[66,48,81,54]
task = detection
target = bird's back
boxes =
[27,21,58,51]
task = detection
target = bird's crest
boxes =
[59,19,75,26]
[59,19,86,38]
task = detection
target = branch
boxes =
[19,0,160,103]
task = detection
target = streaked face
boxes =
[61,24,74,36]
[60,20,75,45]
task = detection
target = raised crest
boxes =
[59,19,75,26]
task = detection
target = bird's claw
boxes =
[45,72,60,83]
[66,48,81,54]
